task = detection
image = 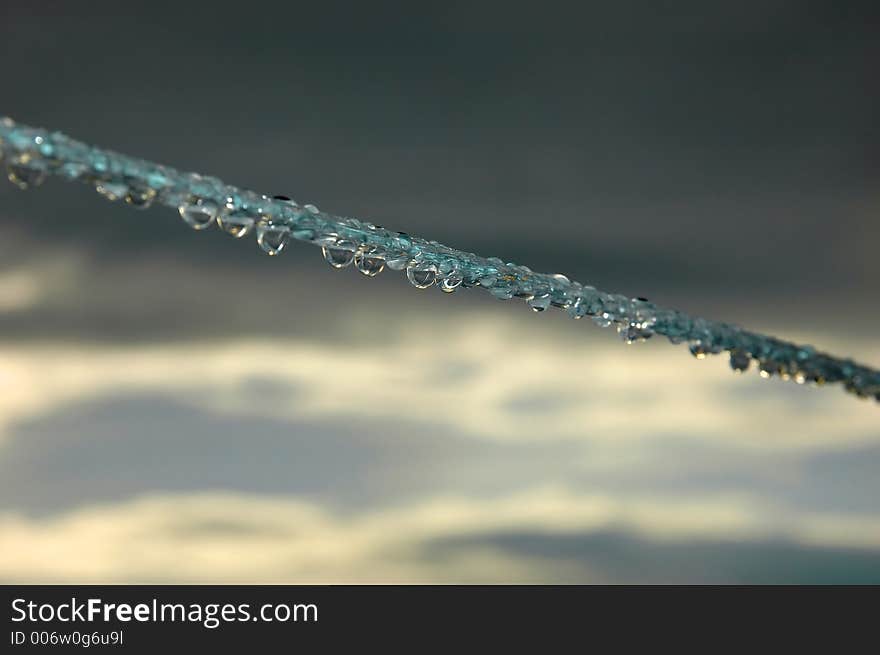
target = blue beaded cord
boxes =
[1,116,877,402]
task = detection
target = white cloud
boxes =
[1,488,878,583]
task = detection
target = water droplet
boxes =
[355,247,385,277]
[689,343,708,359]
[478,274,498,287]
[322,240,357,268]
[217,208,256,238]
[439,271,463,293]
[729,350,751,373]
[567,297,585,319]
[304,204,320,214]
[490,286,515,300]
[551,273,571,285]
[178,198,219,230]
[406,261,437,288]
[759,360,781,379]
[314,234,340,247]
[620,323,654,344]
[125,184,156,209]
[256,222,291,255]
[385,254,411,271]
[95,180,128,201]
[592,313,614,328]
[6,155,46,189]
[527,293,551,312]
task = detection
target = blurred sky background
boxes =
[0,1,878,582]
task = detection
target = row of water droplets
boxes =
[2,116,878,401]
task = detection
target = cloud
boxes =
[0,235,877,582]
[0,320,877,452]
[1,488,879,583]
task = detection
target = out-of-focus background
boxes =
[1,1,878,583]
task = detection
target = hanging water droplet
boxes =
[758,360,781,379]
[729,349,751,373]
[217,208,256,238]
[95,180,129,201]
[689,343,708,359]
[527,293,551,312]
[355,247,385,277]
[322,240,357,268]
[620,322,655,344]
[439,271,463,293]
[567,297,585,319]
[385,254,411,271]
[406,261,437,288]
[490,286,515,300]
[592,313,614,328]
[256,222,291,256]
[6,154,47,190]
[314,234,341,247]
[125,184,157,209]
[178,198,219,230]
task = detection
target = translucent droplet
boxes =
[355,248,385,277]
[7,155,47,190]
[178,198,219,231]
[125,184,157,209]
[314,234,340,247]
[490,286,515,300]
[729,350,751,373]
[758,360,781,379]
[439,271,463,293]
[478,274,498,287]
[322,240,357,268]
[567,297,585,319]
[689,343,708,359]
[217,208,256,238]
[527,293,551,312]
[256,222,291,256]
[95,181,129,202]
[406,261,437,288]
[551,273,571,285]
[435,259,454,275]
[592,313,614,328]
[304,204,320,214]
[620,323,654,344]
[385,254,411,271]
